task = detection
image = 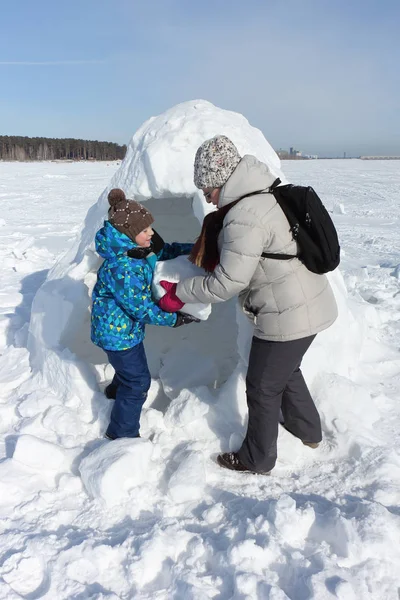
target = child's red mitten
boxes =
[159,280,184,312]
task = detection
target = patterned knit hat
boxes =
[193,135,241,189]
[107,189,154,241]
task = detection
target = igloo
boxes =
[27,100,366,433]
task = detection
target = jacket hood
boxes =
[219,154,288,208]
[95,220,137,259]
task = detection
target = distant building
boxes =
[277,148,317,160]
[289,147,301,157]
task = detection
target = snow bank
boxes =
[2,146,400,599]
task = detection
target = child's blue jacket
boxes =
[91,221,193,351]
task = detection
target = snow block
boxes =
[333,201,346,215]
[228,539,272,576]
[168,450,206,503]
[164,387,210,428]
[0,459,53,511]
[269,495,315,546]
[1,553,45,597]
[79,438,154,506]
[12,434,72,473]
[17,390,63,419]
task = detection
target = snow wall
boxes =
[28,100,371,442]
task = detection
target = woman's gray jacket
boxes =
[177,155,338,341]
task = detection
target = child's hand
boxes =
[173,312,201,327]
[159,281,184,312]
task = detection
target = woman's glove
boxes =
[159,281,184,312]
[173,312,200,327]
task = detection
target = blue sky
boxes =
[0,0,399,156]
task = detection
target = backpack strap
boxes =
[268,179,299,260]
[236,178,282,202]
[261,252,297,260]
[269,177,282,192]
[235,178,297,261]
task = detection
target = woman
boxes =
[159,135,338,474]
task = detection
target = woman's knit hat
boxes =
[107,189,154,241]
[193,135,241,189]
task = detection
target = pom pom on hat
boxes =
[108,188,126,206]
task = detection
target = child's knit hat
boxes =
[107,189,154,241]
[193,135,241,189]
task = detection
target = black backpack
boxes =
[240,178,340,274]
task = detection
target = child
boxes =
[91,188,197,440]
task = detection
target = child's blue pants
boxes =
[105,342,151,439]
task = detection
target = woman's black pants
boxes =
[237,334,321,473]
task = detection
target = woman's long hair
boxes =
[189,199,240,272]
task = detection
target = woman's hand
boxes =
[158,281,185,312]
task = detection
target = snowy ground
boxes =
[1,159,400,599]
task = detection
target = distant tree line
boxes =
[0,136,127,161]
